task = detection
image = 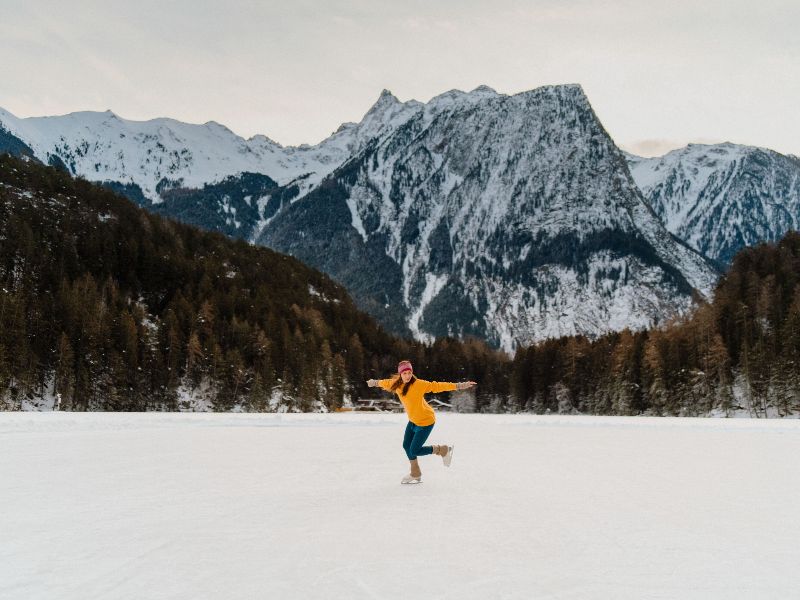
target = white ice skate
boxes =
[401,474,422,485]
[442,445,454,467]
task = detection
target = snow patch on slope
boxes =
[408,272,449,343]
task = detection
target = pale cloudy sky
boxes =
[1,0,797,156]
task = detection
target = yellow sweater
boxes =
[379,378,457,426]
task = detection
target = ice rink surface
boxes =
[2,412,799,599]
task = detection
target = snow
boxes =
[476,251,696,353]
[0,106,352,203]
[1,412,799,599]
[407,272,449,342]
[626,143,800,264]
[0,86,504,207]
[345,195,368,241]
[626,143,750,236]
[628,143,749,193]
[249,193,277,242]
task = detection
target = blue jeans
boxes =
[403,421,434,460]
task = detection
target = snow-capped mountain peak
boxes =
[257,82,718,351]
[372,88,401,108]
[627,142,800,264]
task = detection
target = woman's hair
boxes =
[390,374,417,396]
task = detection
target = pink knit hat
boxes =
[397,360,413,375]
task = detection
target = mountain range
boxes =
[3,86,795,351]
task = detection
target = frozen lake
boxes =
[1,412,799,599]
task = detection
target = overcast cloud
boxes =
[1,0,797,156]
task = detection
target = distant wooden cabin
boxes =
[336,398,401,413]
[337,397,453,413]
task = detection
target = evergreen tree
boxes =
[53,333,75,410]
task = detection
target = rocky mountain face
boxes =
[1,88,720,351]
[256,85,718,351]
[627,143,800,266]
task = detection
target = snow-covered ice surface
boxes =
[2,412,799,599]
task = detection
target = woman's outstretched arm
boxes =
[424,380,478,393]
[366,378,394,391]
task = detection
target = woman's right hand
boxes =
[366,379,378,387]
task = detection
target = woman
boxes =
[367,360,477,484]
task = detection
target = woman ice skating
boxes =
[367,360,477,484]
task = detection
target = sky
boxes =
[1,0,798,157]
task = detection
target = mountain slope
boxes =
[627,143,800,265]
[258,85,718,351]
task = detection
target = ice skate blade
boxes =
[400,478,422,485]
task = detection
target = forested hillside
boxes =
[0,154,509,411]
